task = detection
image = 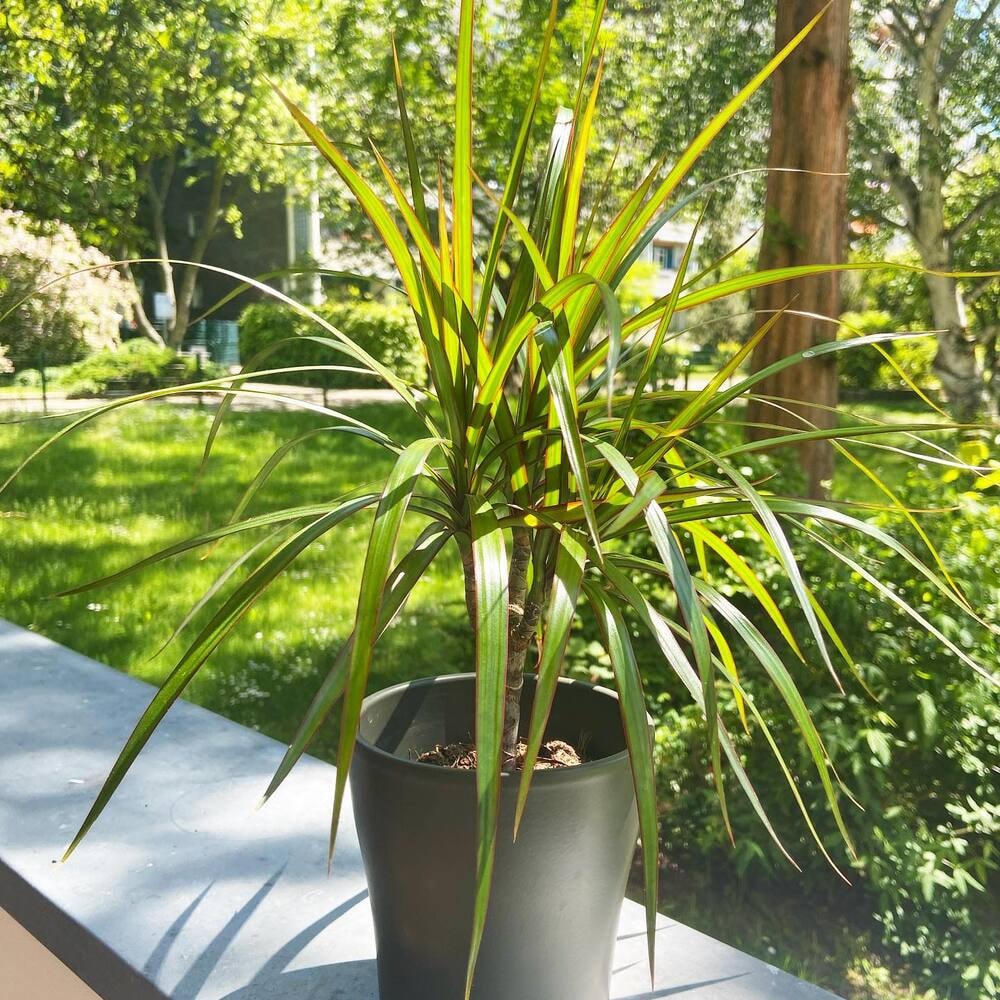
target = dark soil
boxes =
[416,738,582,771]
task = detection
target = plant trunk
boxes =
[460,529,540,766]
[502,529,538,761]
[745,0,850,500]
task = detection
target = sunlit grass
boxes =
[832,399,952,504]
[0,397,946,762]
[0,396,969,1000]
[0,402,469,761]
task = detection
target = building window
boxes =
[652,244,677,271]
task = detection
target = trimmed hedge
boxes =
[238,298,424,391]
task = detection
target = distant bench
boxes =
[102,363,191,397]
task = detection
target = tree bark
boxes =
[169,162,227,349]
[141,156,176,344]
[119,261,165,346]
[920,246,986,420]
[502,529,538,761]
[870,0,989,420]
[745,0,851,499]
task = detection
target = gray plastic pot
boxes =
[350,672,639,1000]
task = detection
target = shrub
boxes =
[837,310,894,389]
[238,297,425,391]
[0,210,128,370]
[715,340,743,367]
[846,249,932,332]
[60,340,205,397]
[877,336,939,391]
[644,343,686,388]
[635,459,1000,999]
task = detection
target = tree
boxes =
[310,0,777,246]
[0,0,318,348]
[0,210,127,370]
[745,0,852,498]
[852,0,1000,420]
[938,148,1000,409]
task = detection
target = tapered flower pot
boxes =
[350,673,640,1000]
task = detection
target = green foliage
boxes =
[837,310,939,392]
[60,341,200,398]
[878,337,938,392]
[641,343,687,389]
[238,297,425,391]
[311,1,773,241]
[644,462,1000,1000]
[714,340,743,367]
[618,260,660,315]
[4,7,995,996]
[851,2,1000,277]
[0,0,329,347]
[684,239,757,350]
[838,310,895,389]
[0,210,127,369]
[0,0,316,245]
[844,251,932,332]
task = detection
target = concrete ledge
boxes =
[0,619,843,999]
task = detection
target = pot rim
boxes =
[355,672,637,781]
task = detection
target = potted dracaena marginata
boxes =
[4,3,998,999]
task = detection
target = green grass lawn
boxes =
[0,395,956,1000]
[0,402,470,761]
[831,398,953,504]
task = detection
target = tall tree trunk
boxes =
[920,246,985,420]
[745,0,851,499]
[119,261,165,346]
[871,0,988,420]
[141,156,176,345]
[875,155,987,419]
[169,163,227,349]
[911,0,985,420]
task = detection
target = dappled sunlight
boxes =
[0,404,469,759]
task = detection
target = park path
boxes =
[0,383,399,417]
[1,372,722,418]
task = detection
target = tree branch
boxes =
[887,3,922,55]
[871,151,922,234]
[868,208,908,232]
[941,0,1000,78]
[949,188,1000,243]
[119,261,164,346]
[966,275,1000,307]
[170,160,228,346]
